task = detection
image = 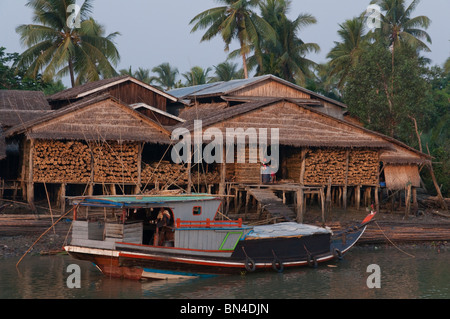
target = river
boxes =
[0,245,448,300]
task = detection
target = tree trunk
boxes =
[242,52,249,79]
[68,58,75,88]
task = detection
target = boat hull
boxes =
[65,225,366,280]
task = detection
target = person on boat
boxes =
[154,208,172,246]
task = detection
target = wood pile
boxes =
[303,148,378,186]
[33,140,91,183]
[90,142,138,183]
[304,149,346,184]
[359,221,450,244]
[347,150,379,185]
[141,161,188,186]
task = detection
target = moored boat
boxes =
[64,194,376,280]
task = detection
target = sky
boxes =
[0,0,449,86]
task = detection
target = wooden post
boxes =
[244,191,250,219]
[296,188,304,224]
[59,183,66,214]
[355,185,361,211]
[412,187,418,214]
[374,186,380,212]
[343,150,349,210]
[320,187,325,224]
[405,183,412,217]
[299,149,306,185]
[326,178,332,217]
[136,143,142,194]
[27,139,36,212]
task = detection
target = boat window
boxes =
[193,206,202,216]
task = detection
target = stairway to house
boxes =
[246,188,296,222]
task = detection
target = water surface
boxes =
[0,245,448,299]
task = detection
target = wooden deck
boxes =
[227,183,326,223]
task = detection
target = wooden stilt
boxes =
[27,139,36,213]
[355,185,361,211]
[296,188,304,224]
[374,186,380,212]
[60,183,66,215]
[320,187,325,224]
[343,150,349,210]
[412,187,418,214]
[405,183,412,218]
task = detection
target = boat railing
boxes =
[175,218,243,229]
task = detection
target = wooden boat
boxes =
[64,194,376,280]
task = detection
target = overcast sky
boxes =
[1,0,449,85]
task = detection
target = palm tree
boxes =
[15,0,120,87]
[211,61,244,82]
[327,17,367,88]
[370,0,432,52]
[250,0,319,85]
[151,63,179,90]
[182,66,212,86]
[190,0,276,79]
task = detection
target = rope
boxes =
[374,221,415,258]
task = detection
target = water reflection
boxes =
[0,246,448,299]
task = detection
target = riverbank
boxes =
[1,201,449,259]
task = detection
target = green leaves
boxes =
[15,0,120,87]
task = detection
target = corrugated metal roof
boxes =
[167,82,222,98]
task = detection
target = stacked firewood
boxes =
[304,149,378,185]
[304,149,347,184]
[33,140,91,183]
[141,161,189,186]
[90,142,139,183]
[347,150,378,185]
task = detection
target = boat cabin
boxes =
[68,195,248,251]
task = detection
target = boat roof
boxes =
[246,222,330,238]
[68,194,221,208]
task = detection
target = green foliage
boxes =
[15,0,120,87]
[0,46,66,93]
[190,0,277,78]
[249,0,319,85]
[343,41,434,144]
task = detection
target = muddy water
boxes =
[0,245,448,299]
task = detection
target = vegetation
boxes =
[190,0,276,79]
[1,0,448,195]
[15,0,120,87]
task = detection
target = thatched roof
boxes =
[173,98,431,163]
[0,90,52,128]
[47,75,177,103]
[174,98,390,148]
[6,94,172,144]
